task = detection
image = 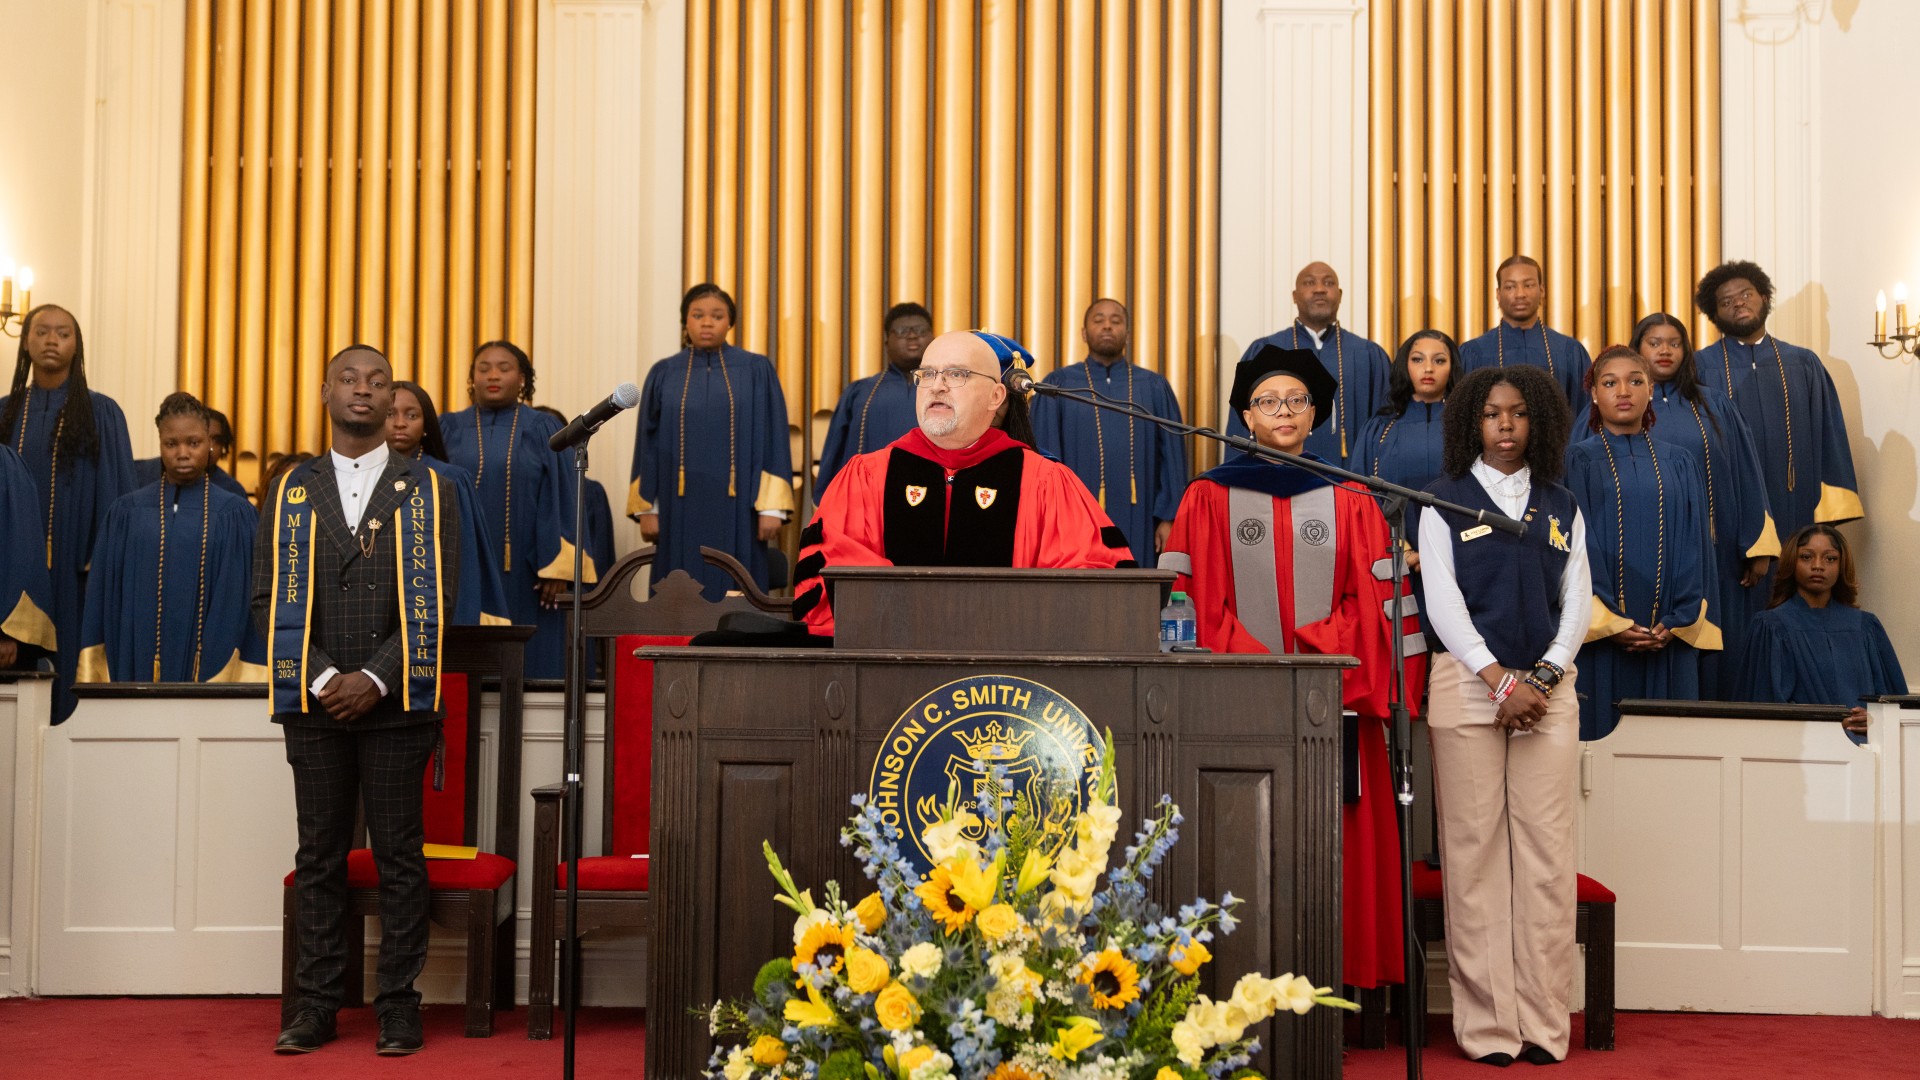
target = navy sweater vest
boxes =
[1426,473,1576,669]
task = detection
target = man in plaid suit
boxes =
[254,345,460,1055]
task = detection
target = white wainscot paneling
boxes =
[0,676,55,996]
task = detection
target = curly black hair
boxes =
[1693,260,1773,320]
[2,305,103,463]
[1381,328,1459,417]
[1440,365,1571,482]
[470,340,536,403]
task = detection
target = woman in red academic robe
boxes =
[1162,344,1428,991]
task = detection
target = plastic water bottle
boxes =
[1160,591,1197,653]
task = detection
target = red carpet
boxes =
[0,997,644,1079]
[1345,1012,1920,1079]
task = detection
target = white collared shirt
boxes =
[330,442,390,533]
[1418,456,1593,675]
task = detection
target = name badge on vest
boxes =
[1459,524,1492,542]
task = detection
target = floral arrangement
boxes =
[705,733,1353,1080]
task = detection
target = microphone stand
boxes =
[561,440,591,1080]
[1014,372,1524,1080]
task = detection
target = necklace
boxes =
[154,476,212,681]
[855,365,904,456]
[14,388,65,568]
[1496,321,1555,381]
[1086,358,1137,507]
[474,405,518,571]
[677,347,739,498]
[1598,430,1667,626]
[1768,337,1795,491]
[1294,322,1348,458]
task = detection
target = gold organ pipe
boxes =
[237,0,270,459]
[448,0,479,370]
[931,0,974,328]
[683,0,711,282]
[740,0,772,356]
[1094,0,1129,300]
[179,0,212,397]
[295,0,333,448]
[1573,0,1603,350]
[1693,0,1721,348]
[507,0,534,347]
[710,0,741,296]
[1662,0,1692,323]
[1427,0,1455,338]
[1603,0,1631,347]
[1515,0,1545,265]
[1631,0,1662,325]
[328,0,362,354]
[1060,0,1096,371]
[1367,0,1393,347]
[1019,0,1059,374]
[417,0,449,407]
[1162,0,1193,404]
[478,0,508,342]
[206,0,242,429]
[389,0,421,382]
[267,0,300,462]
[978,0,1016,333]
[1195,0,1221,469]
[1545,0,1574,334]
[847,0,885,384]
[775,0,807,434]
[359,0,393,346]
[1132,0,1164,379]
[1394,0,1424,335]
[1456,0,1486,341]
[1485,0,1513,316]
[888,0,929,313]
[808,0,847,429]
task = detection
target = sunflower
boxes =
[793,921,853,975]
[984,1063,1044,1080]
[1078,949,1141,1009]
[914,864,977,933]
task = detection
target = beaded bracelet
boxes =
[1489,672,1518,704]
[1524,673,1555,697]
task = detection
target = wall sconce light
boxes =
[1871,283,1915,362]
[0,261,31,337]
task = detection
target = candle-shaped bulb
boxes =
[16,267,32,292]
[0,258,13,279]
[1876,290,1890,343]
[1878,290,1888,313]
[1898,283,1912,338]
[1898,283,1910,304]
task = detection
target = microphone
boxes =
[548,382,641,451]
[1002,365,1038,394]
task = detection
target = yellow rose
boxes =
[1155,1068,1185,1080]
[1168,940,1211,976]
[750,1035,788,1066]
[975,902,1022,941]
[874,982,921,1031]
[844,946,891,994]
[851,892,887,933]
[899,1045,936,1073]
[898,941,943,980]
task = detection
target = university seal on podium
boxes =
[867,674,1101,875]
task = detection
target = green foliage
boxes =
[754,957,795,1003]
[1128,972,1201,1051]
[1226,1069,1267,1079]
[817,1047,870,1080]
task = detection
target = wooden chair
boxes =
[280,624,535,1037]
[525,546,791,1039]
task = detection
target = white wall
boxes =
[0,0,91,344]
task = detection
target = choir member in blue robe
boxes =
[0,305,138,721]
[1633,313,1780,700]
[630,284,796,600]
[1458,255,1593,409]
[441,342,594,679]
[1352,329,1457,554]
[1031,298,1189,566]
[814,302,930,497]
[1228,262,1391,464]
[1566,347,1719,740]
[1690,260,1862,537]
[1741,524,1904,743]
[136,406,246,498]
[389,381,511,628]
[533,404,619,578]
[0,445,56,673]
[77,393,263,683]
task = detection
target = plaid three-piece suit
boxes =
[250,452,461,1016]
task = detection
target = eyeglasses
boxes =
[1249,392,1313,417]
[1716,287,1760,311]
[889,325,932,340]
[910,367,987,388]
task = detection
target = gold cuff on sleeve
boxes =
[75,643,110,684]
[1746,511,1782,559]
[1,592,57,652]
[1587,605,1634,644]
[1667,599,1724,651]
[756,470,797,514]
[1813,484,1864,525]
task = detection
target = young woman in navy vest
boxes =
[1418,365,1593,1067]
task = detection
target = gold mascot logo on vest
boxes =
[868,675,1100,875]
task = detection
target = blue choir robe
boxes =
[1458,321,1593,411]
[1030,357,1189,566]
[1741,594,1907,744]
[0,446,56,669]
[1567,431,1719,740]
[76,477,264,683]
[410,453,512,628]
[134,457,248,500]
[1692,335,1860,536]
[815,366,918,497]
[1647,382,1781,700]
[1227,323,1391,465]
[1350,401,1446,543]
[442,403,595,680]
[580,475,619,681]
[0,384,137,721]
[629,345,796,601]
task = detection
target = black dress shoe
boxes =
[274,1008,337,1053]
[1519,1045,1561,1066]
[1473,1052,1516,1067]
[376,1008,425,1055]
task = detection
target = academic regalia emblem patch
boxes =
[975,486,997,509]
[905,484,928,507]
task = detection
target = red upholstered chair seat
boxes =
[1576,874,1616,904]
[1410,861,1615,904]
[554,855,650,891]
[281,849,515,891]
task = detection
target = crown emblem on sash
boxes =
[975,486,998,509]
[952,720,1035,761]
[905,484,928,507]
[286,486,307,505]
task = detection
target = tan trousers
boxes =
[1427,652,1579,1060]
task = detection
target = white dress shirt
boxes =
[311,442,393,699]
[1417,456,1593,676]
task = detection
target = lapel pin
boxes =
[393,480,408,491]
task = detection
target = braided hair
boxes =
[471,340,536,403]
[1440,365,1571,482]
[154,390,211,428]
[2,305,103,463]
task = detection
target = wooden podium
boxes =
[643,567,1349,1079]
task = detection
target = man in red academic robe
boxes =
[1162,344,1428,991]
[793,330,1133,637]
